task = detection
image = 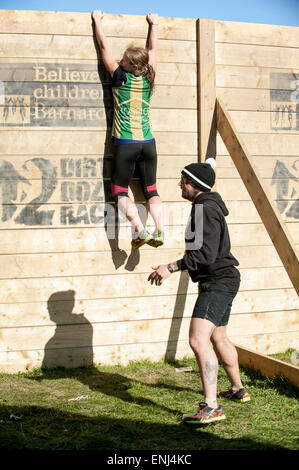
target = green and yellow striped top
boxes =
[111,67,153,141]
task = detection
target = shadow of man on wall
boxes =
[42,290,93,369]
[36,290,188,416]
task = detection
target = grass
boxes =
[0,357,298,451]
[270,348,298,366]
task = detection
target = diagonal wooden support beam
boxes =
[235,345,299,388]
[216,96,299,295]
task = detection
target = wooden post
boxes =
[216,96,299,296]
[197,18,216,162]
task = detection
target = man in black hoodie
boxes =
[148,158,250,425]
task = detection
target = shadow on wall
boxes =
[42,290,94,369]
[41,282,190,372]
[165,271,190,362]
[38,291,192,417]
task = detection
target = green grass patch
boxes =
[269,348,298,366]
[0,358,298,450]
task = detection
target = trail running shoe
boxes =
[219,387,251,404]
[147,230,164,248]
[182,402,226,425]
[131,229,153,250]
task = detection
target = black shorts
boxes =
[110,139,159,200]
[192,281,240,327]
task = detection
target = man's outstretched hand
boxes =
[148,264,170,286]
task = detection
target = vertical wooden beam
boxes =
[197,18,216,162]
[216,96,299,295]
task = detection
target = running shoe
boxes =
[219,386,251,403]
[182,402,226,425]
[131,229,153,249]
[147,230,164,248]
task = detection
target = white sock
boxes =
[205,397,218,409]
[231,384,243,392]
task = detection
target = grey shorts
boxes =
[192,281,240,327]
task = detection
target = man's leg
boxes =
[189,317,218,408]
[211,325,243,390]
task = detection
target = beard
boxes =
[181,187,193,201]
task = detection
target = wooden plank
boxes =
[217,97,299,295]
[222,111,298,134]
[216,65,299,89]
[231,288,299,315]
[0,58,197,87]
[0,154,194,180]
[216,20,299,48]
[235,344,299,387]
[0,225,188,252]
[0,311,297,355]
[0,340,193,372]
[228,310,299,337]
[2,244,296,280]
[0,223,297,254]
[0,310,297,351]
[217,133,299,156]
[0,107,197,132]
[217,88,298,113]
[0,331,298,372]
[217,88,270,112]
[230,222,299,245]
[216,43,299,69]
[3,175,297,204]
[0,199,192,230]
[223,331,299,355]
[0,130,198,155]
[217,178,299,204]
[0,199,297,230]
[216,156,299,179]
[0,200,296,230]
[0,84,197,111]
[152,86,197,109]
[0,220,297,255]
[0,317,191,352]
[0,267,293,304]
[0,34,196,63]
[0,10,197,41]
[1,153,296,180]
[0,82,196,111]
[0,292,197,328]
[1,288,297,328]
[0,248,185,279]
[3,130,298,158]
[0,272,198,304]
[197,18,216,161]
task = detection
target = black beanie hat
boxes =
[182,158,216,192]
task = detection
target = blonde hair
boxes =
[125,46,155,91]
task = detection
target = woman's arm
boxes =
[92,10,119,77]
[146,13,158,72]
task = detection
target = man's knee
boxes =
[189,334,210,354]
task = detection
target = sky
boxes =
[0,0,299,27]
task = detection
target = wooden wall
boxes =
[215,20,299,353]
[0,10,298,372]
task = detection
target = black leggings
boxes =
[110,140,159,200]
